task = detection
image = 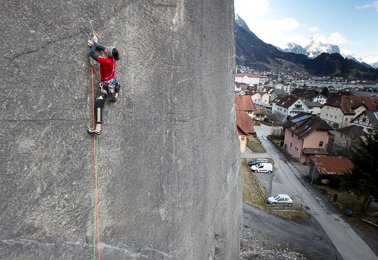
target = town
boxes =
[236,70,378,259]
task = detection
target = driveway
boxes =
[244,124,377,260]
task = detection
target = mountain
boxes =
[235,16,378,81]
[234,17,308,72]
[372,62,378,69]
[284,43,306,55]
[285,39,340,58]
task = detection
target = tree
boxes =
[343,132,378,211]
[321,87,330,97]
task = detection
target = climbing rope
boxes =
[90,65,101,260]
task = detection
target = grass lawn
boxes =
[241,159,310,221]
[246,135,266,153]
[242,159,267,210]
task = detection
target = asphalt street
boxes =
[243,204,342,259]
[242,124,377,260]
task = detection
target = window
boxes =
[290,143,292,147]
[295,104,302,109]
[362,118,366,123]
[319,141,323,147]
[241,137,245,141]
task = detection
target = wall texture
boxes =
[0,1,241,259]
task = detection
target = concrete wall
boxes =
[0,1,241,259]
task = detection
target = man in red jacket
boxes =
[87,34,120,135]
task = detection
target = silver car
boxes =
[267,194,293,204]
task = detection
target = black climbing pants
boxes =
[94,96,105,124]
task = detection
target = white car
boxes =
[250,162,273,173]
[267,194,293,204]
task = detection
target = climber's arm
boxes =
[88,42,107,62]
[88,43,99,61]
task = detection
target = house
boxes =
[250,92,271,106]
[304,101,322,116]
[235,73,260,86]
[235,95,256,152]
[312,95,327,105]
[274,83,295,94]
[236,111,255,153]
[332,125,367,155]
[291,88,327,104]
[234,82,249,94]
[283,113,333,164]
[272,95,309,123]
[319,95,377,129]
[235,95,256,117]
[351,110,378,134]
[254,108,268,121]
[309,155,353,187]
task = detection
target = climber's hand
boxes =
[88,39,94,47]
[91,35,98,43]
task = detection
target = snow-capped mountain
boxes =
[235,14,251,33]
[285,38,340,58]
[306,38,340,58]
[234,14,378,80]
[284,43,306,55]
[371,62,378,69]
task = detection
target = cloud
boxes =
[249,17,301,48]
[234,0,303,49]
[309,27,321,33]
[328,32,348,45]
[234,0,270,20]
[362,54,378,64]
[355,1,378,10]
[265,18,300,31]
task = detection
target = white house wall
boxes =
[320,106,343,128]
[288,99,309,116]
[235,75,260,86]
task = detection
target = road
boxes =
[242,204,342,259]
[243,124,377,260]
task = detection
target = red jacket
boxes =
[98,56,116,81]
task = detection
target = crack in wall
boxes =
[3,32,81,61]
[0,238,176,258]
[0,118,84,123]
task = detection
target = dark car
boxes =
[248,158,269,166]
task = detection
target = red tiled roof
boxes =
[302,148,328,155]
[325,95,377,115]
[273,95,300,109]
[236,111,255,135]
[255,108,268,115]
[235,95,256,111]
[291,88,321,100]
[311,155,353,175]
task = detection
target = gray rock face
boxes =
[0,1,241,259]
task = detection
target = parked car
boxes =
[267,194,293,204]
[250,162,273,173]
[248,158,269,166]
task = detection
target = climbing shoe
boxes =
[87,128,101,135]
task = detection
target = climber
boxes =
[87,34,120,135]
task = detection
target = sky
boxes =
[234,0,378,64]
